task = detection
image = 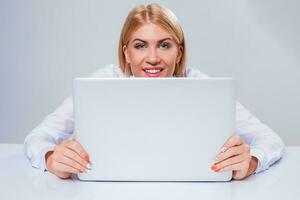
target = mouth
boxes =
[142,67,164,77]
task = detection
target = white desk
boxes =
[1,144,299,200]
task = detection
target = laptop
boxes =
[73,77,236,181]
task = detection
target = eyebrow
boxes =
[131,38,173,43]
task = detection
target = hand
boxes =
[211,134,258,180]
[45,138,91,179]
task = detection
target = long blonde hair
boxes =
[118,3,187,77]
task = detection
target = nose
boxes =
[146,48,160,66]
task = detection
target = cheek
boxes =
[128,50,145,76]
[128,50,145,67]
[167,51,180,76]
[161,50,178,67]
[165,48,178,60]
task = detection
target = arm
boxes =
[186,68,284,178]
[23,96,75,171]
[212,102,285,180]
[23,64,117,177]
[186,67,285,178]
[235,102,285,173]
[23,96,91,179]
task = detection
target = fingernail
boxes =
[220,147,227,153]
[79,169,84,173]
[84,154,90,162]
[86,163,92,170]
[211,165,217,171]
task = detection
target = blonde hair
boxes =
[118,3,187,77]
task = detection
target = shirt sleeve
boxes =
[235,102,285,174]
[23,96,74,172]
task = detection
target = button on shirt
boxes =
[23,64,285,174]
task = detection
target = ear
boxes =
[176,46,183,64]
[123,45,131,63]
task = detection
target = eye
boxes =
[159,42,171,49]
[134,43,147,49]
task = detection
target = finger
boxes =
[58,145,90,170]
[220,134,243,153]
[215,144,249,163]
[64,139,90,162]
[52,160,82,174]
[214,153,249,171]
[218,160,249,172]
[53,152,87,172]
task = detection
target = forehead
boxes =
[130,23,173,42]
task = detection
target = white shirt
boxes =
[23,64,285,174]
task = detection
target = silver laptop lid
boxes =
[73,78,235,181]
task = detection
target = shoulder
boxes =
[184,67,210,78]
[89,64,125,78]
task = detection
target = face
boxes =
[123,23,182,77]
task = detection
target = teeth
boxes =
[145,69,161,74]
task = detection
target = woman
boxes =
[24,3,284,180]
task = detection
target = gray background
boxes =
[0,0,299,145]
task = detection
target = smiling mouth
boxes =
[142,68,164,76]
[142,68,164,77]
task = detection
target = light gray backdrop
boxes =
[0,0,299,145]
